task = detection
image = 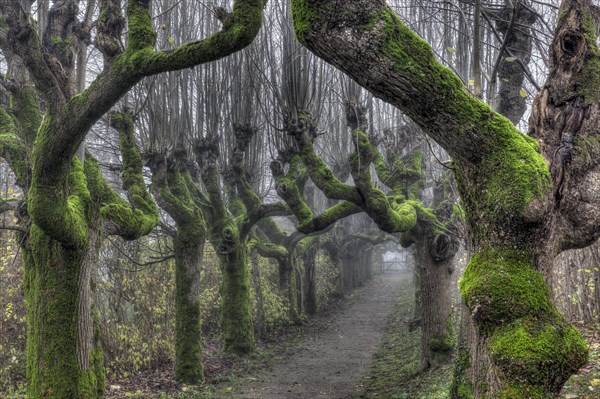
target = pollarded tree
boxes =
[0,0,263,396]
[290,0,599,397]
[366,122,461,370]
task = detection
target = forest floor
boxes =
[101,271,599,399]
[206,273,408,399]
[100,273,408,399]
[3,271,598,398]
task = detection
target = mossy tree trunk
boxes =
[411,225,457,369]
[455,3,538,394]
[289,0,596,396]
[23,226,104,398]
[147,154,207,383]
[218,239,255,353]
[302,246,318,314]
[21,111,159,398]
[172,204,205,381]
[208,135,256,349]
[194,131,289,354]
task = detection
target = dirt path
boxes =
[220,273,410,399]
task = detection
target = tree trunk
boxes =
[220,243,255,354]
[491,2,536,124]
[276,256,301,322]
[288,257,302,323]
[303,246,318,315]
[411,253,422,328]
[23,225,104,399]
[173,226,204,383]
[251,248,266,339]
[415,236,455,369]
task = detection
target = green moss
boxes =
[460,247,589,396]
[578,10,600,105]
[572,133,600,170]
[459,248,553,330]
[126,0,157,51]
[483,128,551,215]
[277,173,314,226]
[429,334,454,353]
[451,347,474,399]
[310,201,361,232]
[450,117,550,241]
[389,200,418,231]
[174,235,204,383]
[490,318,588,388]
[273,156,315,230]
[51,35,73,49]
[290,0,317,44]
[370,135,424,200]
[218,238,256,354]
[24,224,105,398]
[80,307,106,396]
[116,0,262,77]
[251,240,288,258]
[0,107,30,187]
[10,84,41,147]
[300,141,358,201]
[90,112,158,240]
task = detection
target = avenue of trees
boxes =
[0,0,599,398]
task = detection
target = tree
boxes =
[289,0,597,397]
[372,127,461,369]
[0,0,263,396]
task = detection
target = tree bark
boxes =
[490,1,537,124]
[147,154,207,383]
[414,229,456,369]
[23,227,104,398]
[219,242,255,353]
[173,229,204,383]
[303,246,318,315]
